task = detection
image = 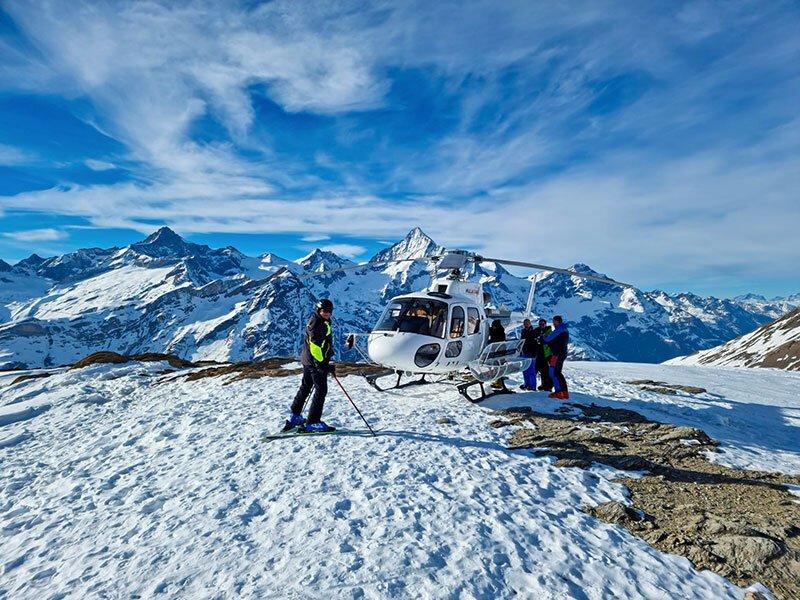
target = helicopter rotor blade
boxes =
[478,256,633,288]
[295,257,425,281]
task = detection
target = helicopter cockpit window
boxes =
[449,306,465,338]
[374,298,448,338]
[467,307,480,335]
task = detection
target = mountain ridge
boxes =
[1,227,797,369]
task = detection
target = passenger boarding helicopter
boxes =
[298,249,631,401]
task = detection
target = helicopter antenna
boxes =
[524,277,537,318]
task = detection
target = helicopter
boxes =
[297,249,632,401]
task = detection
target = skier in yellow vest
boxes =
[285,298,336,432]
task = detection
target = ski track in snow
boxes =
[2,361,798,598]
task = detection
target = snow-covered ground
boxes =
[2,361,798,598]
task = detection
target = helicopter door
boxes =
[444,305,466,362]
[463,306,483,361]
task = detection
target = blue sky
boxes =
[0,1,798,298]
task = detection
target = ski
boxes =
[262,428,375,441]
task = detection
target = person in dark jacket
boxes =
[541,315,569,399]
[488,319,506,343]
[286,298,336,432]
[487,319,507,389]
[533,318,554,391]
[519,319,538,390]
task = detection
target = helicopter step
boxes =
[365,369,429,392]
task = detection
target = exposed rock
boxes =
[587,501,654,529]
[626,380,707,395]
[743,591,771,600]
[555,458,592,468]
[71,351,130,369]
[711,535,783,573]
[504,403,800,599]
[436,417,453,425]
[641,385,678,395]
[10,372,51,386]
[70,351,195,370]
[180,359,385,384]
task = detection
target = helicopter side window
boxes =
[449,306,465,338]
[467,307,480,335]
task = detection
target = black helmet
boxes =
[316,298,334,313]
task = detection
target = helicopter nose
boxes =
[368,333,432,372]
[367,333,401,366]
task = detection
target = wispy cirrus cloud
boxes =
[84,159,116,171]
[3,228,67,242]
[318,243,367,258]
[0,143,36,166]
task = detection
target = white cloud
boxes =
[0,143,35,166]
[301,234,330,242]
[84,159,116,171]
[318,243,366,258]
[3,228,68,242]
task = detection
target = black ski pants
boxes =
[536,355,553,390]
[291,365,328,424]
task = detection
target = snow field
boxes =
[2,361,786,598]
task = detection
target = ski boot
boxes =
[282,413,306,432]
[303,421,336,433]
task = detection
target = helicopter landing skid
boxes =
[456,379,515,403]
[364,369,429,392]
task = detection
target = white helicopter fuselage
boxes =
[366,277,490,374]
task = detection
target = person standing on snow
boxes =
[285,298,337,432]
[541,315,569,399]
[519,319,538,390]
[533,318,554,391]
[488,320,508,390]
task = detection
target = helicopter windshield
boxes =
[374,298,449,338]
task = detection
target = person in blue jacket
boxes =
[541,315,569,399]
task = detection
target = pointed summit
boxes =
[141,226,186,248]
[371,228,439,263]
[129,226,204,259]
[297,249,354,273]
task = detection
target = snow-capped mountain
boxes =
[732,293,800,320]
[667,307,800,371]
[0,227,797,369]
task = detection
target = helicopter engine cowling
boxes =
[367,332,444,373]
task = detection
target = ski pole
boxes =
[333,374,376,437]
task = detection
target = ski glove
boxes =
[548,355,558,367]
[327,363,336,376]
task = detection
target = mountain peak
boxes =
[15,253,46,268]
[0,258,11,272]
[407,226,431,240]
[297,248,353,271]
[569,263,600,276]
[371,228,439,263]
[141,226,186,247]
